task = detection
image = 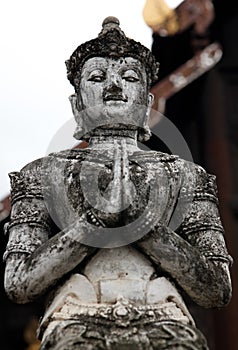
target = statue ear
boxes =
[138,92,154,142]
[145,92,154,121]
[147,93,154,107]
[69,93,84,140]
[69,93,82,121]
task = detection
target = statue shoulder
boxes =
[47,148,89,161]
[173,157,219,204]
[20,157,45,172]
[148,153,219,201]
[132,150,179,164]
[170,156,214,180]
[19,149,89,172]
[133,151,215,185]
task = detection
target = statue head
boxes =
[66,17,159,142]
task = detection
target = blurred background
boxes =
[1,0,238,349]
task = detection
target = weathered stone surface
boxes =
[3,17,232,349]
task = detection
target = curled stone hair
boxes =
[65,16,160,91]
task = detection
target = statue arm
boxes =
[3,163,95,304]
[137,166,232,308]
[4,222,94,304]
[137,225,232,308]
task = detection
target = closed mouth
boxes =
[103,95,128,102]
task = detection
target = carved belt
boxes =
[50,296,191,328]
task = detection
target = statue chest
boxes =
[46,150,181,230]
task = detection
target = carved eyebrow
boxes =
[87,64,106,70]
[120,65,140,72]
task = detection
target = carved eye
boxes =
[122,70,140,82]
[88,70,105,82]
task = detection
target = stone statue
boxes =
[4,17,232,350]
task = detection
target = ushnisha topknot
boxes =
[66,16,159,91]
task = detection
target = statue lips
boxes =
[103,94,128,103]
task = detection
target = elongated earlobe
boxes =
[69,94,84,140]
[138,93,154,142]
[69,94,81,120]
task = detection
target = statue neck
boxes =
[88,127,139,151]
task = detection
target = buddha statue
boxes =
[4,17,232,350]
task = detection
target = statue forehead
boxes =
[81,56,146,73]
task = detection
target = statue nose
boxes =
[106,83,122,94]
[106,74,123,91]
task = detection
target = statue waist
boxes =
[39,297,193,341]
[39,274,194,339]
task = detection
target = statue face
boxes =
[70,57,153,139]
[79,57,148,110]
